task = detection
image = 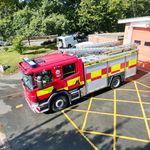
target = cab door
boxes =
[62,62,81,91]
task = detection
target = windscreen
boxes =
[22,74,34,90]
[57,38,63,48]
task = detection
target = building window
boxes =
[144,42,150,47]
[134,40,141,45]
[63,63,76,78]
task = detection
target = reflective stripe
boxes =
[37,86,53,97]
[84,50,138,67]
[91,70,101,79]
[80,81,85,85]
[111,64,120,72]
[128,59,137,67]
[87,79,91,83]
[67,77,80,86]
[64,87,69,90]
[86,58,137,83]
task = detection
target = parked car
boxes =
[0,40,11,46]
[0,40,6,46]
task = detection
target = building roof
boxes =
[118,16,150,24]
[89,32,124,39]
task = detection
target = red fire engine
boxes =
[19,44,138,113]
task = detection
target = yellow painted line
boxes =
[93,97,137,104]
[117,114,144,120]
[70,109,113,116]
[93,97,150,105]
[67,108,148,121]
[117,88,150,93]
[113,89,117,150]
[134,81,150,140]
[62,111,98,150]
[116,135,150,143]
[81,97,93,131]
[16,104,23,109]
[83,130,114,137]
[117,99,139,104]
[136,81,150,89]
[83,130,150,143]
[117,99,150,105]
[93,97,113,101]
[143,102,150,105]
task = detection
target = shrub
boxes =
[12,36,25,54]
[2,45,9,51]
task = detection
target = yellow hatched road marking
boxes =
[93,97,113,101]
[81,97,93,131]
[117,88,150,93]
[113,89,117,150]
[134,81,150,140]
[136,81,150,89]
[117,135,150,143]
[83,130,150,143]
[93,97,150,105]
[83,130,114,137]
[62,110,98,150]
[65,107,150,121]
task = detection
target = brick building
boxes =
[118,16,150,70]
[88,32,124,44]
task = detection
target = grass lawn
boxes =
[0,44,57,74]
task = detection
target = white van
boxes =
[57,35,78,48]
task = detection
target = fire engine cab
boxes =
[19,44,138,113]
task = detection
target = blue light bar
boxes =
[23,57,37,68]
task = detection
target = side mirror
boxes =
[37,76,43,90]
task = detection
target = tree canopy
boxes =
[0,0,149,40]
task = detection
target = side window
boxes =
[36,70,52,85]
[63,63,76,78]
[144,42,150,47]
[134,40,141,45]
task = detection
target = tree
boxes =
[13,6,34,45]
[0,17,13,40]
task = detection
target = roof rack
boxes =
[60,44,137,57]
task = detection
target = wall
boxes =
[131,27,150,70]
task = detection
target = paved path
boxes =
[0,69,150,150]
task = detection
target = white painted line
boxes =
[16,104,23,109]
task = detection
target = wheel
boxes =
[68,44,72,48]
[51,95,68,112]
[110,76,121,89]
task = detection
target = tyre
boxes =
[51,95,68,112]
[68,44,72,48]
[110,76,121,89]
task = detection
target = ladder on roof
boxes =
[75,41,119,48]
[60,44,137,57]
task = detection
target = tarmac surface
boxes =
[0,69,150,150]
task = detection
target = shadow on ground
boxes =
[2,107,149,150]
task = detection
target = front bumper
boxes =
[25,96,49,113]
[25,95,41,113]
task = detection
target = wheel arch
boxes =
[48,90,71,107]
[108,72,125,86]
